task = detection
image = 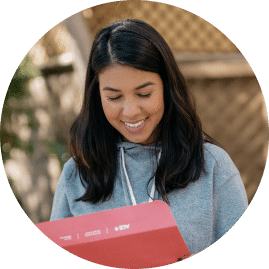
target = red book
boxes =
[36,200,191,268]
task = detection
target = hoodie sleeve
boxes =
[50,161,74,221]
[211,153,248,242]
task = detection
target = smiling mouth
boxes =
[124,119,145,128]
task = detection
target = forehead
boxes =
[98,65,163,90]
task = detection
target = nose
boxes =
[122,98,141,118]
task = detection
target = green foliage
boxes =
[6,54,40,100]
[43,140,70,169]
[1,54,40,163]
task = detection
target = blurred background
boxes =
[1,1,268,224]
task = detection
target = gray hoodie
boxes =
[50,142,248,254]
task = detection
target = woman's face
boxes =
[99,65,165,145]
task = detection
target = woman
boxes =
[50,19,248,255]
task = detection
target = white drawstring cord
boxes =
[121,147,137,206]
[121,147,162,206]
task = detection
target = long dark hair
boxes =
[69,19,215,204]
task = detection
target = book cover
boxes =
[36,200,191,268]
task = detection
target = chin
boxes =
[123,134,154,145]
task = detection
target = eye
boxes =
[107,95,122,101]
[138,93,151,98]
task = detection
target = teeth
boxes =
[125,120,145,128]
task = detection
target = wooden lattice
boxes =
[83,1,238,52]
[188,77,268,202]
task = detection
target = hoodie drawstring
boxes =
[120,147,162,206]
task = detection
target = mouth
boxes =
[124,119,145,128]
[122,117,148,132]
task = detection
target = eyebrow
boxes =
[102,82,155,92]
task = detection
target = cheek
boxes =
[101,101,120,120]
[156,95,165,110]
[151,95,165,115]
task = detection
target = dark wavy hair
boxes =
[69,19,215,204]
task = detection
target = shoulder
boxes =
[203,143,242,192]
[62,157,78,180]
[56,157,84,199]
[203,143,239,174]
[204,143,230,161]
[203,142,239,175]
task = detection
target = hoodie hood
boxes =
[116,140,162,206]
[117,139,162,151]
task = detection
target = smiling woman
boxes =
[50,19,248,256]
[99,65,164,145]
